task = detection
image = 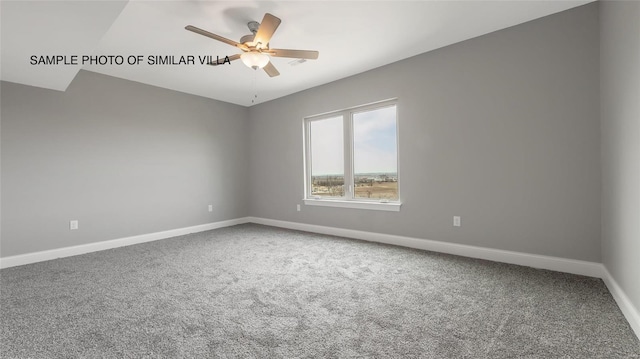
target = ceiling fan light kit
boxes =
[185,13,319,77]
[241,52,270,69]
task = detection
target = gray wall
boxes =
[1,4,604,265]
[1,71,250,257]
[248,3,601,261]
[600,1,640,315]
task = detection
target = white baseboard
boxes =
[600,266,640,340]
[0,217,250,269]
[2,215,637,341]
[248,217,603,278]
[248,217,640,340]
[1,216,602,277]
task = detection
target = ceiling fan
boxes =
[185,13,319,77]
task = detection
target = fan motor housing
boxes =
[241,20,260,45]
[240,34,255,44]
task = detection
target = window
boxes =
[304,99,400,211]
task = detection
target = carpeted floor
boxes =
[1,224,639,358]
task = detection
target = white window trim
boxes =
[303,198,401,212]
[303,98,401,211]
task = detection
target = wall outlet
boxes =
[453,216,461,227]
[70,220,79,230]
[208,204,213,212]
[296,204,301,212]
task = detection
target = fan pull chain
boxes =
[251,69,258,104]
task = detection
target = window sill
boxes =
[303,198,401,212]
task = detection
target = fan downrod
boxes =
[247,21,260,34]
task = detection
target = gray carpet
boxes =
[1,224,639,358]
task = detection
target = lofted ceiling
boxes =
[1,0,594,107]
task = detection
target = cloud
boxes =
[309,105,397,175]
[353,106,397,173]
[310,115,344,175]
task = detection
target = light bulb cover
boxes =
[241,52,270,69]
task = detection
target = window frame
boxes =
[303,99,401,212]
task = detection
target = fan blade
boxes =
[185,25,246,50]
[267,49,319,60]
[207,54,241,66]
[263,61,280,77]
[254,13,281,49]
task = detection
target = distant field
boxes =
[312,181,398,200]
[355,181,398,200]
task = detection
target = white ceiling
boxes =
[1,1,128,91]
[1,0,593,107]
